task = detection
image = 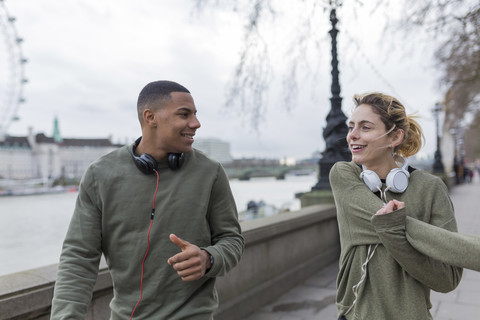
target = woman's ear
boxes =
[392,129,405,147]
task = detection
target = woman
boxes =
[329,92,462,320]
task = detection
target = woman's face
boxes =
[347,104,395,169]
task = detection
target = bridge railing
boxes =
[0,204,339,320]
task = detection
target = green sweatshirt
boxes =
[51,146,244,320]
[330,161,464,320]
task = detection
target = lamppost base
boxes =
[299,189,335,208]
[312,151,349,191]
[432,150,445,174]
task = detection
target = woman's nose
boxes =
[347,128,359,140]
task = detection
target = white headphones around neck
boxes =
[360,156,410,193]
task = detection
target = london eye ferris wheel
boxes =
[0,0,27,141]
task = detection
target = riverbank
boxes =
[0,173,317,276]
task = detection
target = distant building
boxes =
[0,135,33,179]
[0,119,121,180]
[296,150,322,166]
[194,138,233,164]
[226,158,281,168]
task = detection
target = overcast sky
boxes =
[2,0,442,160]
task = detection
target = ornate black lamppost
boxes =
[312,7,350,190]
[450,127,460,184]
[432,102,445,173]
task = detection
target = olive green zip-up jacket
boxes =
[51,146,244,319]
[330,161,479,320]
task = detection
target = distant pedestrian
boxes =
[330,92,480,320]
[465,166,472,183]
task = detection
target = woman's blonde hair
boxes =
[353,92,424,158]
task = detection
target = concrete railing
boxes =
[0,204,339,320]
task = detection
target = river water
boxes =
[0,173,317,276]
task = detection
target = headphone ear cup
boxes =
[360,170,382,192]
[168,153,185,170]
[130,139,158,174]
[135,153,158,174]
[386,168,409,193]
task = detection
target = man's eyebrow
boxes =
[177,107,197,114]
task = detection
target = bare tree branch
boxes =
[191,0,334,132]
[192,0,479,144]
[224,0,274,132]
[389,0,480,134]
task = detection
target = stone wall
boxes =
[0,204,339,320]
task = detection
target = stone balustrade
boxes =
[0,204,339,320]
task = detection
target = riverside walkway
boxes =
[242,176,480,320]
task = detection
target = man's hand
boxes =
[375,199,405,215]
[167,234,211,281]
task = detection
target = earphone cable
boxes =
[151,169,159,219]
[380,186,391,204]
[130,169,160,319]
[344,243,379,316]
[345,184,387,316]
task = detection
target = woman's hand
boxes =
[375,199,405,215]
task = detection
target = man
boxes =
[51,80,244,319]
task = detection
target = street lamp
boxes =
[311,6,350,190]
[432,102,444,173]
[450,127,460,184]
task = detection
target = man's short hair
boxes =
[137,80,190,122]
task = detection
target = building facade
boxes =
[194,137,233,164]
[0,136,33,180]
[1,128,233,181]
[0,128,121,181]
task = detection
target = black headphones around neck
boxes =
[130,137,185,174]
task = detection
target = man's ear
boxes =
[392,129,405,147]
[143,108,156,127]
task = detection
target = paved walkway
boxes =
[242,175,480,320]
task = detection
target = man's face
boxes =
[153,91,201,156]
